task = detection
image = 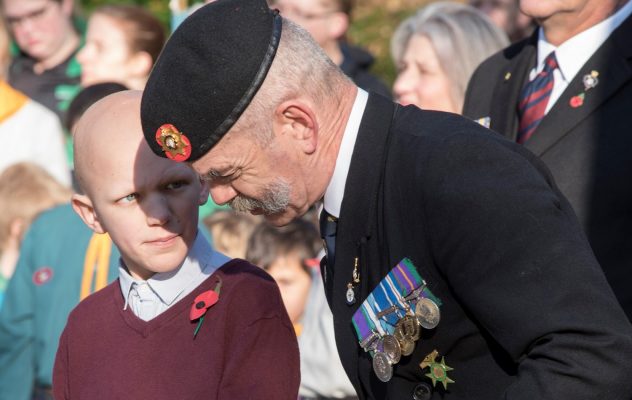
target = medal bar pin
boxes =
[360,331,380,352]
[404,283,427,303]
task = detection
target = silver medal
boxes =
[415,298,441,329]
[372,351,393,382]
[381,334,402,364]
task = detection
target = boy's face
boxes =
[266,253,312,324]
[72,91,208,280]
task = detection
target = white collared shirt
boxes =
[533,0,632,113]
[322,88,369,218]
[118,232,230,321]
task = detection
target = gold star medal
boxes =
[155,123,191,162]
[420,349,455,390]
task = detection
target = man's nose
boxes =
[209,183,238,205]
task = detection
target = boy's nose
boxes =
[145,195,170,226]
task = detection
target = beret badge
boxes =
[155,124,191,162]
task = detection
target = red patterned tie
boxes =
[517,52,558,144]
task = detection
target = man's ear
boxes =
[273,100,318,154]
[71,194,106,234]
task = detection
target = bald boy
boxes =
[53,91,299,400]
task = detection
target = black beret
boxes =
[140,0,282,162]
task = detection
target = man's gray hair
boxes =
[233,17,352,144]
[391,2,508,112]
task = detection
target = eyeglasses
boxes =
[5,1,55,29]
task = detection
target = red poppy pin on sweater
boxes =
[190,277,222,338]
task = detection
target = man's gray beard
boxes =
[229,179,291,215]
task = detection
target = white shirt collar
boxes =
[119,232,229,309]
[536,1,632,83]
[323,88,369,218]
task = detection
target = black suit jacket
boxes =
[324,93,632,399]
[463,15,632,319]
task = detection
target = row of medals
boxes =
[362,287,441,383]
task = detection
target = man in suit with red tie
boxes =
[463,0,632,320]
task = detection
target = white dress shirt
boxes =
[322,88,368,218]
[118,232,229,321]
[533,0,632,113]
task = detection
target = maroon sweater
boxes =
[53,260,300,399]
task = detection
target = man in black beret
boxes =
[140,0,632,399]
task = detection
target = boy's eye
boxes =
[166,180,186,190]
[121,193,138,203]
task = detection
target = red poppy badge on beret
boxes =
[155,124,191,162]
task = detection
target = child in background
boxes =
[0,163,71,306]
[53,90,298,399]
[203,210,260,259]
[0,84,128,400]
[246,219,357,400]
[77,4,165,91]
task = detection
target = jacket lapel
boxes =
[525,14,632,156]
[332,93,395,393]
[489,35,537,140]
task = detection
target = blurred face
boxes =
[470,0,516,32]
[77,13,134,87]
[192,131,312,227]
[273,0,343,46]
[2,0,72,61]
[393,34,458,113]
[266,253,312,325]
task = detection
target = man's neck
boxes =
[312,82,357,204]
[33,30,80,74]
[542,0,628,45]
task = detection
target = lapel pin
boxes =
[583,70,599,91]
[504,72,511,81]
[475,116,491,128]
[570,70,599,109]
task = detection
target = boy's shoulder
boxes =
[216,258,276,288]
[213,259,285,317]
[65,280,120,327]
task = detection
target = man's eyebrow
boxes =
[201,169,230,182]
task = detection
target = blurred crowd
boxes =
[2,0,631,399]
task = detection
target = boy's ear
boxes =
[198,177,209,206]
[273,100,318,155]
[129,51,154,78]
[71,194,106,234]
